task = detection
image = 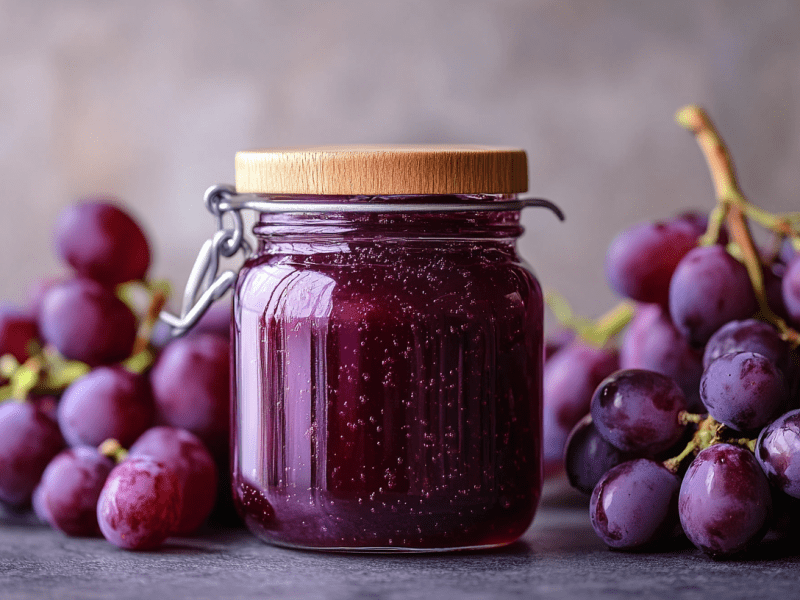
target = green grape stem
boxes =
[676,105,800,347]
[98,438,129,463]
[545,290,634,348]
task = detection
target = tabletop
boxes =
[3,478,800,600]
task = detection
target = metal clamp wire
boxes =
[160,184,564,337]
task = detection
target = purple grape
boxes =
[0,402,64,506]
[54,201,151,285]
[564,414,634,495]
[34,446,114,536]
[150,334,230,461]
[591,369,687,455]
[0,305,39,363]
[668,245,757,346]
[700,352,786,432]
[39,278,138,366]
[542,341,619,474]
[589,458,679,549]
[756,409,800,498]
[703,319,789,374]
[620,303,703,411]
[605,218,699,306]
[679,443,772,558]
[129,426,218,534]
[58,366,155,448]
[97,456,182,550]
[186,302,231,341]
[544,329,575,362]
[783,254,800,326]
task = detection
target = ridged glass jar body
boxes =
[232,194,543,551]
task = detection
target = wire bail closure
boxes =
[159,185,564,337]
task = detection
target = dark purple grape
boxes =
[34,446,114,536]
[564,414,634,495]
[620,303,703,411]
[783,254,800,326]
[129,426,218,534]
[668,245,757,346]
[605,218,699,306]
[187,302,231,341]
[589,458,679,549]
[97,456,182,550]
[39,278,138,366]
[543,341,619,474]
[591,369,687,455]
[0,305,39,363]
[58,366,154,448]
[700,352,786,432]
[703,319,789,374]
[0,402,64,506]
[544,329,575,362]
[54,201,150,285]
[756,409,800,498]
[679,443,772,559]
[150,334,230,462]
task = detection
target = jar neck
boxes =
[252,194,525,243]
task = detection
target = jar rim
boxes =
[234,145,528,196]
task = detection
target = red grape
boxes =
[0,305,39,363]
[0,402,64,506]
[149,334,230,460]
[39,278,138,366]
[605,218,698,306]
[96,456,182,550]
[34,446,114,536]
[54,201,150,285]
[129,426,218,534]
[58,366,155,448]
[591,369,687,455]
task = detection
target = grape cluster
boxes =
[0,200,231,550]
[550,106,800,559]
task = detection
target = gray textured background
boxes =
[1,0,799,323]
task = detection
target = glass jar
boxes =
[227,146,552,551]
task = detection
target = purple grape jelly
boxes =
[232,197,543,551]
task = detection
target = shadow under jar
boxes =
[231,146,546,552]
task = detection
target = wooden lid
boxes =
[235,145,527,195]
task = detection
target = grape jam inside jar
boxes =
[230,146,548,551]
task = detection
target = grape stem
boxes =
[676,105,800,347]
[663,415,720,473]
[545,290,635,348]
[98,438,129,463]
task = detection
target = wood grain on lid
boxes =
[235,145,528,195]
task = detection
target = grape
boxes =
[679,443,772,558]
[591,369,687,455]
[544,329,574,362]
[783,254,800,326]
[0,402,64,506]
[589,458,679,549]
[150,334,230,461]
[96,456,182,550]
[39,278,137,366]
[620,303,703,411]
[756,409,800,498]
[129,426,218,534]
[605,218,699,306]
[54,201,150,285]
[187,302,231,341]
[703,319,789,374]
[58,366,155,448]
[668,245,757,346]
[564,414,633,495]
[700,352,786,432]
[0,305,39,363]
[542,341,619,474]
[34,446,114,536]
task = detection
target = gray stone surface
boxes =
[3,482,800,600]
